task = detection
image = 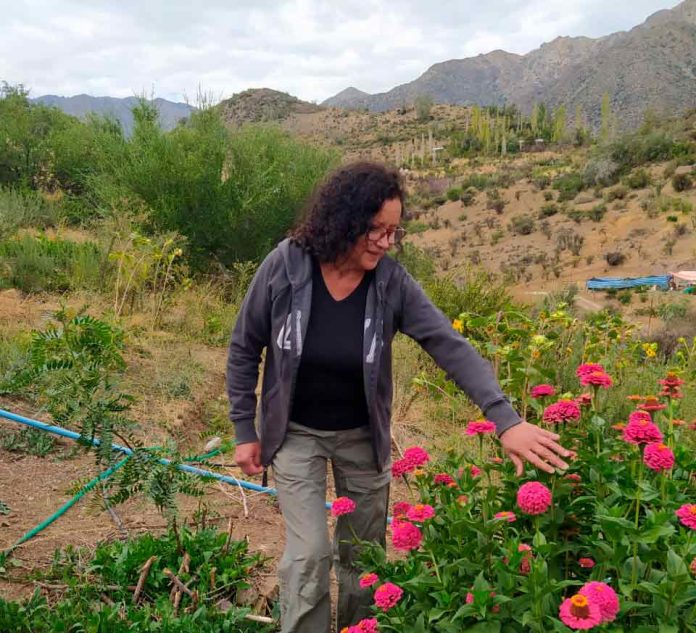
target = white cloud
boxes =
[0,0,682,103]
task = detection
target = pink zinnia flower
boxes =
[391,520,422,551]
[518,544,533,575]
[580,371,613,388]
[392,501,412,519]
[622,414,663,445]
[402,446,430,468]
[565,473,582,483]
[355,618,379,633]
[457,494,469,505]
[391,459,411,478]
[638,396,667,412]
[465,420,496,435]
[675,504,696,530]
[575,393,593,408]
[433,473,456,487]
[576,363,605,378]
[643,443,675,471]
[331,497,356,517]
[559,594,603,629]
[530,384,555,398]
[690,557,696,576]
[374,582,403,611]
[406,503,435,522]
[578,558,595,569]
[494,511,517,522]
[579,582,620,623]
[470,465,481,478]
[359,573,379,589]
[543,400,581,424]
[465,592,474,604]
[517,481,553,515]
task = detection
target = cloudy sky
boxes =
[0,0,681,104]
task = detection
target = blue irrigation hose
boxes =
[0,408,276,495]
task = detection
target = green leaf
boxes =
[462,623,501,633]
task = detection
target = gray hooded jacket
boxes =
[226,238,521,471]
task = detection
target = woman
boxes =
[226,161,570,633]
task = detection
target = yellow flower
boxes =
[452,319,464,334]
[641,342,657,358]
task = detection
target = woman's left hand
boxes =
[500,421,572,476]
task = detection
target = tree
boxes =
[414,94,434,122]
[552,105,567,143]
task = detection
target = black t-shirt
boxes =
[290,259,373,430]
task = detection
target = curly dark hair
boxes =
[291,161,405,262]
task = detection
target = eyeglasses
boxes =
[365,225,407,245]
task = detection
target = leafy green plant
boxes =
[0,525,272,632]
[0,427,55,456]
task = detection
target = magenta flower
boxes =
[578,557,595,569]
[390,520,423,551]
[676,504,696,530]
[403,446,430,468]
[354,618,379,633]
[406,503,435,522]
[580,370,613,388]
[331,496,356,517]
[433,473,456,487]
[530,384,556,398]
[392,501,412,519]
[643,442,675,471]
[622,413,663,445]
[465,420,496,435]
[494,511,517,522]
[391,459,411,478]
[517,481,552,515]
[543,399,581,424]
[359,572,379,589]
[470,465,481,478]
[559,594,603,629]
[374,582,403,611]
[576,363,605,378]
[579,582,620,623]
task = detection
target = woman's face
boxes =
[346,197,403,271]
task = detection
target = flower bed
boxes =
[343,366,696,632]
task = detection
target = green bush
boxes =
[539,203,559,218]
[90,103,335,267]
[672,172,692,192]
[509,214,535,235]
[605,184,628,202]
[0,188,58,239]
[588,203,608,222]
[0,526,270,633]
[460,187,477,206]
[446,187,462,202]
[624,168,651,189]
[553,172,584,201]
[0,234,105,292]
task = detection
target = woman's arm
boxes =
[397,270,570,475]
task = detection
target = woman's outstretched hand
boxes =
[500,421,572,476]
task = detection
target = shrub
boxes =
[583,157,620,187]
[605,184,628,202]
[0,234,105,293]
[543,191,554,201]
[460,187,477,206]
[588,203,608,222]
[624,168,651,189]
[554,171,585,201]
[605,251,626,266]
[509,214,535,235]
[672,172,693,192]
[446,187,462,202]
[539,203,559,218]
[556,228,584,255]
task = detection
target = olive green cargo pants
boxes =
[272,422,391,633]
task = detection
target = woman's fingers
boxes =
[522,450,556,474]
[532,444,570,471]
[509,452,524,477]
[539,436,572,459]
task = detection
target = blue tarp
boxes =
[586,275,672,291]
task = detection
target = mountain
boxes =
[323,0,696,127]
[31,94,195,134]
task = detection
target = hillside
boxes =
[323,0,696,128]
